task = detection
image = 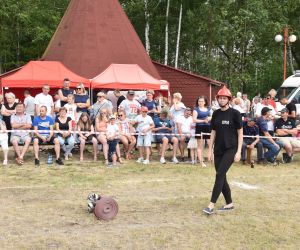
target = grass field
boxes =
[0,149,299,249]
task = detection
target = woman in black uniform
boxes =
[203,86,243,215]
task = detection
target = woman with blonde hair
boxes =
[77,112,98,162]
[1,92,17,132]
[96,108,109,164]
[74,83,90,119]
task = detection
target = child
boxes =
[106,115,120,166]
[64,94,77,129]
[133,106,154,164]
[0,120,9,165]
[187,122,197,164]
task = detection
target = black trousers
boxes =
[210,148,236,204]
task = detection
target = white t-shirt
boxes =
[170,102,186,121]
[134,115,153,135]
[119,99,141,120]
[64,103,77,121]
[34,93,54,115]
[176,116,193,134]
[255,103,276,117]
[107,123,119,138]
[24,95,35,116]
[232,104,244,114]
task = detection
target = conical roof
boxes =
[42,0,160,79]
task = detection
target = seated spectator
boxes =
[77,112,98,162]
[64,94,77,128]
[0,120,9,165]
[134,106,154,164]
[107,115,120,166]
[153,110,179,164]
[55,107,75,160]
[1,92,17,133]
[142,90,160,119]
[33,106,63,166]
[241,118,263,165]
[24,90,35,121]
[256,107,283,165]
[10,103,32,165]
[95,109,109,165]
[176,107,193,161]
[275,108,300,163]
[91,92,113,121]
[117,110,136,160]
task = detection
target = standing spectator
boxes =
[107,115,120,166]
[118,110,136,160]
[34,84,54,116]
[95,109,109,165]
[257,107,283,165]
[33,106,63,166]
[153,110,179,164]
[55,107,75,160]
[0,120,9,165]
[77,112,98,162]
[58,78,75,107]
[119,90,141,120]
[134,106,154,164]
[242,93,251,116]
[91,92,113,121]
[241,118,263,165]
[256,95,276,136]
[176,107,193,161]
[74,83,90,119]
[193,96,211,167]
[24,90,35,121]
[232,98,245,114]
[251,96,261,117]
[114,89,126,111]
[169,92,186,122]
[10,103,32,165]
[279,97,297,121]
[267,89,277,109]
[64,94,77,128]
[53,91,61,115]
[1,92,17,133]
[187,121,197,164]
[275,108,300,163]
[142,90,160,119]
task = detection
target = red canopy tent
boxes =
[91,64,169,91]
[1,61,90,88]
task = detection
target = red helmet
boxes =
[216,86,232,100]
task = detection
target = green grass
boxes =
[0,150,299,249]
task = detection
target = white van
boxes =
[276,71,300,115]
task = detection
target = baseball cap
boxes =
[127,90,135,95]
[261,107,271,116]
[141,106,148,112]
[280,108,289,113]
[246,117,256,122]
[109,115,116,120]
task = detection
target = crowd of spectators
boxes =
[0,80,299,167]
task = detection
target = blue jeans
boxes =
[260,138,283,162]
[57,135,75,156]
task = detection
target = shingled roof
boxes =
[42,0,160,79]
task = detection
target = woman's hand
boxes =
[234,152,241,162]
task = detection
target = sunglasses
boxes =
[142,111,148,113]
[76,88,82,90]
[118,114,123,117]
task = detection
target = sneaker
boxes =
[285,155,292,163]
[142,159,150,165]
[35,158,40,166]
[191,160,195,165]
[172,157,179,164]
[282,153,288,163]
[136,157,144,163]
[160,157,166,164]
[3,160,7,166]
[218,205,235,212]
[202,207,214,215]
[55,158,64,165]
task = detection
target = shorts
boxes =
[156,134,173,143]
[137,133,152,147]
[195,125,211,139]
[278,137,300,149]
[0,133,9,150]
[10,135,31,144]
[35,135,55,145]
[187,137,197,149]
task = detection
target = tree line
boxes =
[1,0,300,97]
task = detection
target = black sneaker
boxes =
[34,158,40,166]
[218,205,235,212]
[282,153,288,163]
[55,158,64,165]
[202,207,214,215]
[285,155,292,164]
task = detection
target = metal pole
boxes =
[283,27,288,80]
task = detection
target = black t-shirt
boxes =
[286,102,296,119]
[274,118,295,137]
[211,108,242,155]
[60,88,74,106]
[55,117,71,130]
[117,95,126,109]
